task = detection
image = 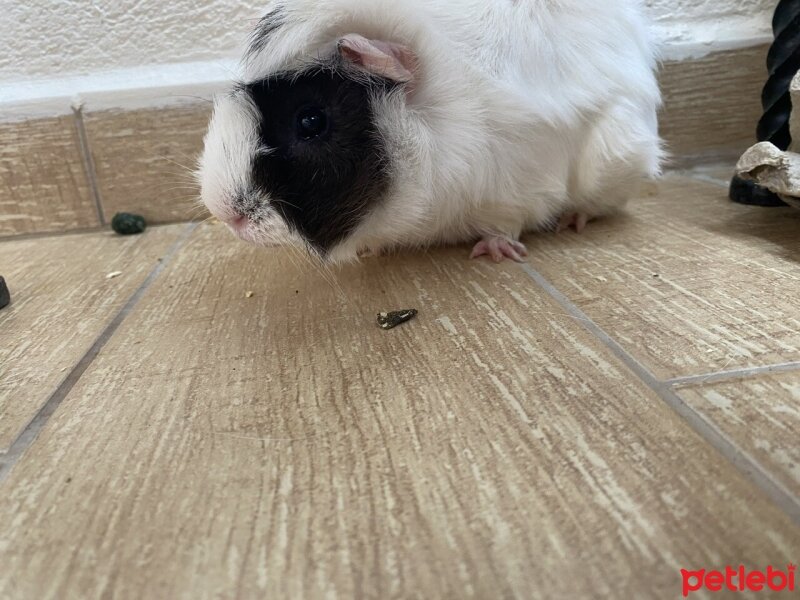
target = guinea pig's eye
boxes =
[296,107,328,140]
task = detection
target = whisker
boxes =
[152,172,200,183]
[156,154,197,173]
[167,95,214,104]
[169,148,203,166]
[270,198,302,211]
[297,245,345,298]
[154,185,200,193]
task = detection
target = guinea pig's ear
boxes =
[337,34,417,83]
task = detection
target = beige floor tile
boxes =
[85,105,211,224]
[524,176,800,380]
[679,370,800,498]
[676,163,736,187]
[0,116,99,236]
[681,162,800,210]
[0,225,187,453]
[0,224,796,599]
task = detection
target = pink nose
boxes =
[227,213,248,229]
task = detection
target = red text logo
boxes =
[681,565,796,597]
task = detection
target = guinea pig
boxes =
[198,0,663,263]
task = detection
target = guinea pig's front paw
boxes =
[357,246,388,259]
[470,236,529,263]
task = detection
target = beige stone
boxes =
[791,70,800,152]
[736,142,800,208]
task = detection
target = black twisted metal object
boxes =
[730,0,800,206]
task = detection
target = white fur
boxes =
[199,88,259,223]
[199,87,303,246]
[199,0,664,261]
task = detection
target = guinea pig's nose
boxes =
[224,212,248,230]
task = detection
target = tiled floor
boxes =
[0,173,798,599]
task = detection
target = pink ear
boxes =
[337,34,417,83]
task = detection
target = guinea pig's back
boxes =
[423,0,660,121]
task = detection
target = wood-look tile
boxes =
[0,116,99,236]
[659,45,767,164]
[0,225,186,453]
[85,104,211,225]
[679,370,800,498]
[0,224,796,599]
[524,176,800,380]
[676,163,736,186]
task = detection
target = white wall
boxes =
[0,0,776,115]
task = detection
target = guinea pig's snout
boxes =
[219,208,255,242]
[219,202,250,230]
[227,213,248,230]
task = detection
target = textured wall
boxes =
[647,0,772,21]
[1,0,264,81]
[645,0,773,47]
[0,0,776,83]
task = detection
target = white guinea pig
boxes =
[198,0,663,263]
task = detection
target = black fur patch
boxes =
[245,68,394,254]
[246,7,285,59]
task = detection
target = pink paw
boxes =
[557,212,591,233]
[357,247,388,258]
[470,236,529,263]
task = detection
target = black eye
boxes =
[296,107,328,140]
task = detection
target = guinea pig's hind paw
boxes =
[557,212,591,233]
[470,236,529,263]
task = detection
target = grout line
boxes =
[518,262,800,527]
[0,226,107,243]
[668,361,800,388]
[0,222,199,484]
[0,222,193,244]
[72,102,107,226]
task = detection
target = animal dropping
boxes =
[0,276,10,310]
[111,213,147,235]
[377,309,418,330]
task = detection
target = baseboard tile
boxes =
[0,44,772,236]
